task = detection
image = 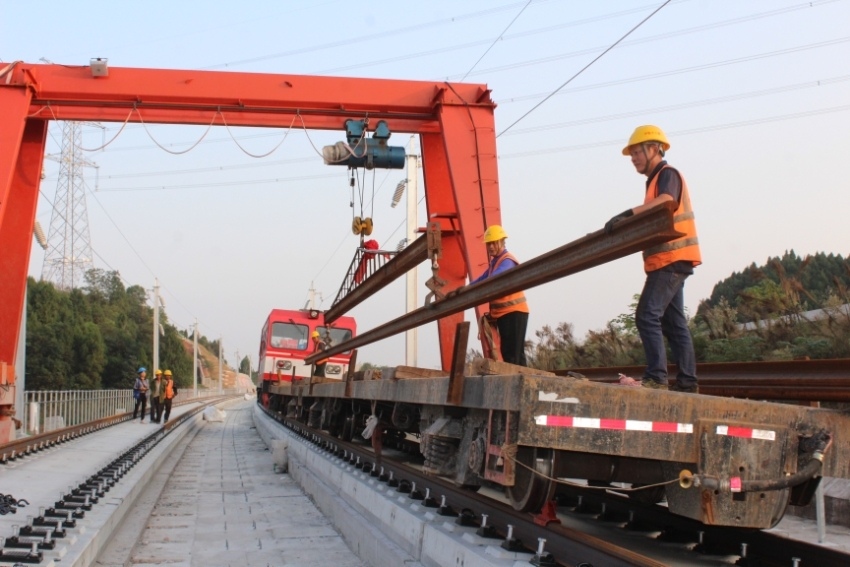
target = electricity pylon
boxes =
[41,121,98,290]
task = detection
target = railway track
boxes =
[259,402,850,567]
[0,397,237,565]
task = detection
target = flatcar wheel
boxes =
[506,446,558,513]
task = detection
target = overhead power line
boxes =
[498,0,673,136]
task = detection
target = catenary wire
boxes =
[498,0,673,137]
[459,0,533,82]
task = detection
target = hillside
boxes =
[180,337,238,389]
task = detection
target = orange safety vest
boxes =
[487,252,530,319]
[164,379,174,399]
[314,342,328,366]
[642,165,702,272]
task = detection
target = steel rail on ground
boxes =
[559,359,850,402]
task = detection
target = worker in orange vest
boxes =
[162,369,177,421]
[468,225,530,366]
[311,331,329,377]
[605,125,701,393]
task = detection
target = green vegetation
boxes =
[524,252,850,369]
[25,270,207,391]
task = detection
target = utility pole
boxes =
[152,278,160,373]
[193,320,198,398]
[218,336,223,394]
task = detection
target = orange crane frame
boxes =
[0,62,501,443]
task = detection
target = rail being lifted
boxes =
[265,366,850,530]
[308,202,682,364]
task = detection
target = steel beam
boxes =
[306,202,681,364]
[325,232,430,325]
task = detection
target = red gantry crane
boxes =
[0,61,503,443]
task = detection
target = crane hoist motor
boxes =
[322,119,405,170]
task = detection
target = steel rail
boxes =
[306,203,681,364]
[325,233,429,325]
[559,359,850,401]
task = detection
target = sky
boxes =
[5,0,850,371]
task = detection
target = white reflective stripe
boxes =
[535,415,547,425]
[573,417,600,429]
[751,429,776,441]
[625,420,653,431]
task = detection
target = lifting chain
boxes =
[424,222,446,305]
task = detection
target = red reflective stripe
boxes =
[726,426,752,438]
[651,422,680,433]
[544,415,574,427]
[600,418,625,429]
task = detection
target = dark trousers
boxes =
[314,363,326,378]
[150,398,162,423]
[496,311,529,366]
[163,398,173,421]
[134,393,147,421]
[635,268,697,387]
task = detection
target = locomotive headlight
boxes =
[276,360,293,371]
[326,364,342,375]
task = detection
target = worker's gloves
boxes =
[604,209,634,234]
[445,286,464,299]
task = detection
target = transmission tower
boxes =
[41,121,98,290]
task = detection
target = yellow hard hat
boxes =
[311,331,320,338]
[155,369,162,375]
[622,125,671,155]
[483,225,508,243]
[164,369,172,376]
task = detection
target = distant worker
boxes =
[149,369,163,424]
[311,331,328,377]
[133,367,149,423]
[604,125,701,393]
[469,225,530,366]
[162,370,177,421]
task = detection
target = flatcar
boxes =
[262,363,850,530]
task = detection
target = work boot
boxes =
[669,382,699,394]
[640,379,667,390]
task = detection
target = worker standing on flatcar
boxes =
[604,125,701,393]
[311,331,328,378]
[465,225,530,366]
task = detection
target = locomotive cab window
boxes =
[317,327,354,353]
[270,322,309,350]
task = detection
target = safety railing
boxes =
[331,244,398,308]
[19,388,244,436]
